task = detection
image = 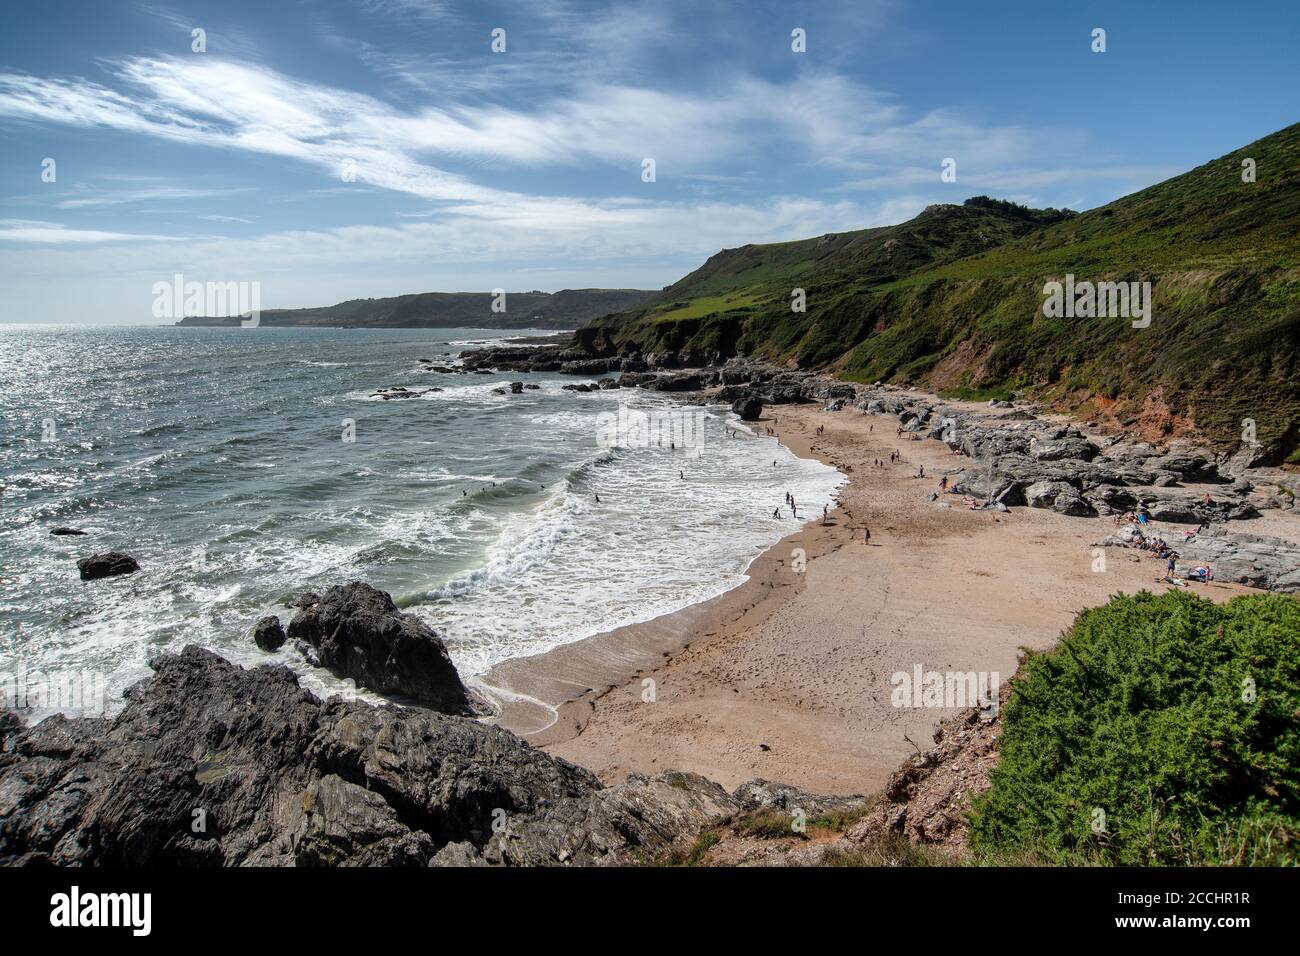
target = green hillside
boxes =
[582,123,1300,457]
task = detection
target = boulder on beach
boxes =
[76,552,139,581]
[732,394,764,421]
[1024,480,1096,517]
[286,582,474,714]
[251,615,286,652]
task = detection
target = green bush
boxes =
[970,591,1300,866]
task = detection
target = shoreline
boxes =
[477,411,839,739]
[487,391,1274,795]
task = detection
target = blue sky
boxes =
[1,0,1296,323]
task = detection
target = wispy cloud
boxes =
[0,219,180,243]
[55,185,252,208]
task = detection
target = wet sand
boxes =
[483,397,1266,795]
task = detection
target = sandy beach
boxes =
[485,396,1275,795]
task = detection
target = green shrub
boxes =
[970,591,1300,865]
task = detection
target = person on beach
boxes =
[939,476,948,492]
[822,504,829,523]
[1167,552,1177,577]
[863,525,871,545]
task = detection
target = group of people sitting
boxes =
[1121,516,1213,585]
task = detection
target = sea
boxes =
[0,325,843,719]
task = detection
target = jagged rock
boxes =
[473,771,739,867]
[0,648,600,866]
[560,359,614,375]
[251,616,286,652]
[77,552,139,581]
[1142,492,1258,525]
[732,779,864,818]
[645,372,704,392]
[596,378,618,390]
[286,582,474,714]
[509,381,524,394]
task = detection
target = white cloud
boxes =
[0,219,180,243]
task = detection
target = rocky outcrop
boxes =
[474,771,740,866]
[846,689,1005,850]
[1024,480,1095,517]
[731,394,764,421]
[0,648,836,867]
[645,372,705,392]
[251,615,286,652]
[77,552,140,581]
[370,386,443,400]
[50,527,87,536]
[560,358,615,375]
[0,648,597,866]
[286,582,474,715]
[1176,527,1300,591]
[1100,525,1300,593]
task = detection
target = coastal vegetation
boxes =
[970,591,1300,866]
[580,123,1300,458]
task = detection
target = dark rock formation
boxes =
[0,648,837,867]
[50,527,87,536]
[559,358,615,375]
[286,583,474,715]
[645,372,704,392]
[77,552,140,581]
[0,648,596,866]
[732,394,764,421]
[251,616,286,652]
